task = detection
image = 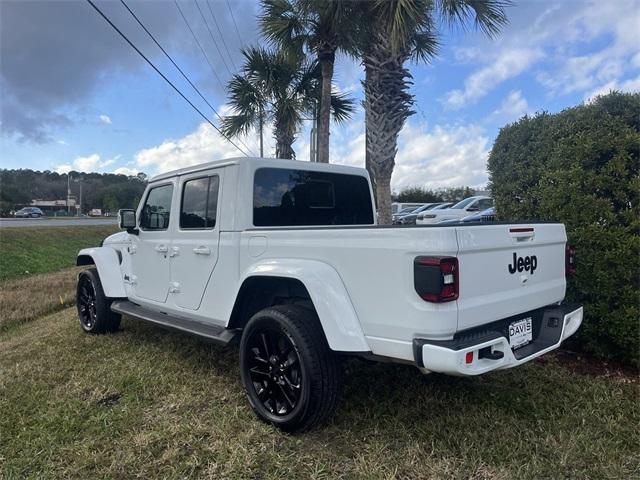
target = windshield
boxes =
[398,206,418,214]
[450,198,476,209]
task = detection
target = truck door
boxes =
[129,182,175,303]
[169,170,222,310]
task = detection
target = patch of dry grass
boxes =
[1,309,638,479]
[0,267,83,332]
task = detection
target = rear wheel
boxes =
[239,305,341,432]
[76,268,121,334]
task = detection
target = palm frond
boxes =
[226,74,265,116]
[329,90,355,123]
[410,27,439,62]
[220,113,257,138]
[436,0,511,37]
[374,0,433,55]
[260,0,308,57]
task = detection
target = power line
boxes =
[205,0,237,71]
[174,0,226,93]
[193,0,233,76]
[84,0,252,157]
[119,0,257,157]
[226,1,244,50]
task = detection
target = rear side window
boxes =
[253,168,374,226]
[180,176,220,229]
[139,184,173,230]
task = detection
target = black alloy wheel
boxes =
[76,267,121,334]
[77,274,98,330]
[240,305,341,432]
[245,327,303,417]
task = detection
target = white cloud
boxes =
[99,114,112,125]
[329,116,490,189]
[135,117,490,191]
[492,90,529,122]
[392,123,490,190]
[134,122,265,174]
[54,164,72,174]
[444,48,543,109]
[534,0,640,97]
[444,0,640,110]
[54,153,119,173]
[585,74,640,103]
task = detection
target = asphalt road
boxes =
[0,218,118,228]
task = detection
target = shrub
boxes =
[488,91,640,366]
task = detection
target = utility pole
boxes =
[67,174,72,214]
[310,101,318,162]
[259,111,264,158]
[78,180,82,217]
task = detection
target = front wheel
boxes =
[76,268,121,334]
[239,305,341,432]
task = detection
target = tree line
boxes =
[222,0,510,223]
[0,169,147,216]
[393,186,477,204]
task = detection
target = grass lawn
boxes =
[1,309,638,479]
[0,225,118,281]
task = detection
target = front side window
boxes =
[475,198,494,210]
[253,168,374,226]
[451,197,476,209]
[180,176,219,229]
[139,184,173,230]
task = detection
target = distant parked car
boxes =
[437,207,496,225]
[391,202,428,215]
[416,197,493,225]
[415,202,454,223]
[393,203,449,225]
[391,206,421,223]
[14,207,44,218]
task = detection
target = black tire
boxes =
[76,267,121,334]
[239,305,341,432]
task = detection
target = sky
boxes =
[1,0,639,192]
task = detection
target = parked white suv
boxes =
[76,158,582,432]
[416,196,494,224]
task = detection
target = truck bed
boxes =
[236,222,567,361]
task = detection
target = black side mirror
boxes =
[466,206,479,212]
[118,209,139,235]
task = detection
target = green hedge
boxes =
[488,92,640,366]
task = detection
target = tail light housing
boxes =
[414,256,459,302]
[565,244,576,275]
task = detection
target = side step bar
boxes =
[110,300,237,345]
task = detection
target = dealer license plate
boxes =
[509,317,532,349]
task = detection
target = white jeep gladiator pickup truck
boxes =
[76,157,582,431]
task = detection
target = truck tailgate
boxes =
[455,224,567,331]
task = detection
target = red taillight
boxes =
[414,256,459,303]
[465,351,474,364]
[565,244,576,275]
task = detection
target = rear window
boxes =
[253,168,374,226]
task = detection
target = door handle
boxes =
[155,245,169,253]
[193,246,211,255]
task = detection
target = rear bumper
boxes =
[413,304,583,376]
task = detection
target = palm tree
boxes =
[222,46,354,159]
[357,0,510,223]
[260,0,356,163]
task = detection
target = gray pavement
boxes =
[0,217,118,228]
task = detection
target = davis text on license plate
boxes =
[509,317,532,349]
